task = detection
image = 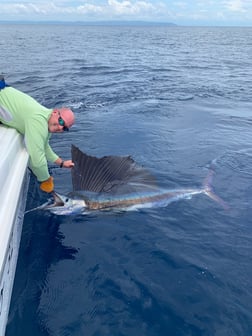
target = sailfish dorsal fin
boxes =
[71,145,157,194]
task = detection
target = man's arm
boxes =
[24,120,51,182]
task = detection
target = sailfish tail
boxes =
[203,168,229,210]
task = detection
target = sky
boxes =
[1,0,252,26]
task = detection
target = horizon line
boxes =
[0,20,251,27]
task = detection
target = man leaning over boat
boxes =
[0,75,75,193]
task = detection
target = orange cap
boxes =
[54,107,75,128]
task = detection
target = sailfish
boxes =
[27,145,228,215]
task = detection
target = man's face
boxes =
[48,110,68,133]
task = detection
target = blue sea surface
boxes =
[1,24,252,335]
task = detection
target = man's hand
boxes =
[40,176,54,193]
[61,160,75,168]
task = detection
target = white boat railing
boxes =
[0,125,29,336]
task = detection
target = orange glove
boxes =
[40,176,54,193]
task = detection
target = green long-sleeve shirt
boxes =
[0,86,59,181]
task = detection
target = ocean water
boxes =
[1,24,252,335]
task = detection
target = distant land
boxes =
[0,20,177,26]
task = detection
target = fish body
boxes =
[46,185,225,216]
[26,145,228,216]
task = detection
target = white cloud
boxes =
[0,0,168,19]
[77,4,103,14]
[0,2,99,15]
[224,0,246,12]
[107,0,155,15]
[0,1,130,15]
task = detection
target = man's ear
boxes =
[52,108,58,115]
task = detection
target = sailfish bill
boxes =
[26,145,229,215]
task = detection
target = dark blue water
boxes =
[1,24,252,335]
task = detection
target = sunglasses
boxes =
[58,116,69,131]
